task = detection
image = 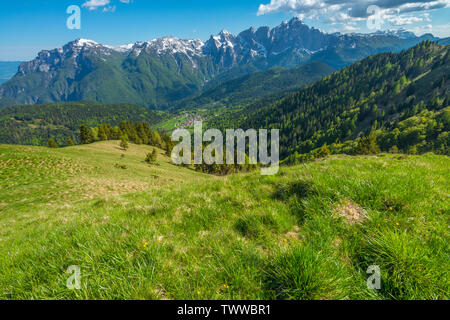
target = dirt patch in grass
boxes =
[68,177,154,199]
[335,200,367,224]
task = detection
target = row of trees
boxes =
[47,121,175,162]
[193,149,258,175]
[79,122,167,147]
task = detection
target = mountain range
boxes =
[0,18,439,108]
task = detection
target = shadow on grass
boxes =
[272,180,318,225]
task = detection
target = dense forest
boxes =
[209,41,450,161]
[0,102,165,146]
[174,61,335,111]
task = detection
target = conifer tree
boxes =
[120,135,129,151]
[48,138,58,148]
[145,148,158,164]
[98,125,108,141]
[66,137,75,146]
[80,125,94,144]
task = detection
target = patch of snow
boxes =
[74,39,98,47]
[105,43,134,53]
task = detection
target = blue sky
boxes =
[0,0,449,61]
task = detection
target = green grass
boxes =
[0,141,448,300]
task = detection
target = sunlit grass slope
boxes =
[0,141,448,300]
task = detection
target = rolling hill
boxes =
[0,141,448,299]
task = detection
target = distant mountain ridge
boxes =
[0,18,440,107]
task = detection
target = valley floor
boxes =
[0,141,448,299]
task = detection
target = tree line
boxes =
[48,121,175,155]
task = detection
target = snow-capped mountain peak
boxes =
[72,38,99,47]
[143,37,204,56]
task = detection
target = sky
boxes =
[0,0,449,61]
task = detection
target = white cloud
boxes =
[103,5,117,12]
[387,14,426,25]
[257,0,450,31]
[414,22,450,36]
[82,0,110,11]
[82,0,132,11]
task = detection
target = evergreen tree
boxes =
[145,148,158,164]
[120,135,129,151]
[98,125,108,141]
[80,125,94,144]
[354,135,381,155]
[48,138,58,148]
[389,145,399,154]
[66,137,75,146]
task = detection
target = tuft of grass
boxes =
[357,229,449,300]
[264,244,348,300]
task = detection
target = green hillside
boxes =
[0,101,166,146]
[210,41,449,160]
[0,141,448,300]
[175,61,335,111]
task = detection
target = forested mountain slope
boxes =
[210,41,449,160]
[175,61,335,111]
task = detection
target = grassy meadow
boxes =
[0,141,448,300]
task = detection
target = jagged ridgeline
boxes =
[210,41,450,160]
[0,18,438,108]
[0,101,165,146]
